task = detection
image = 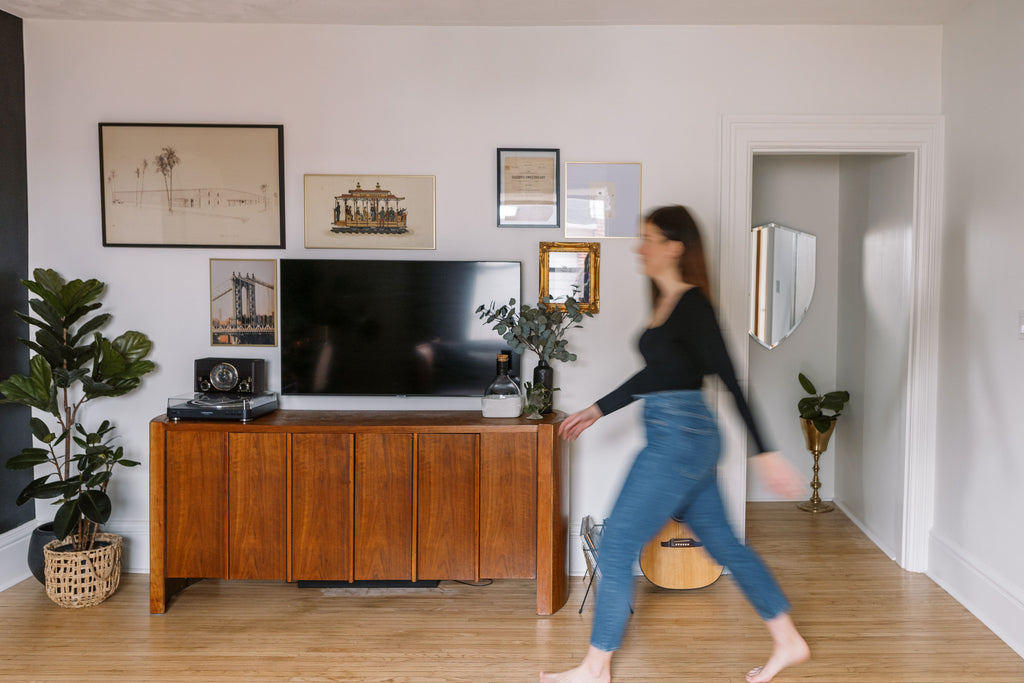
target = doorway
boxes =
[716,115,944,571]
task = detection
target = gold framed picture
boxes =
[539,241,600,313]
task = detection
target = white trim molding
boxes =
[718,114,944,572]
[0,521,34,591]
[929,530,1024,658]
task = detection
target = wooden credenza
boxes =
[149,410,569,615]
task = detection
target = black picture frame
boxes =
[497,147,560,228]
[99,123,285,248]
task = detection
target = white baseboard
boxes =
[0,519,150,593]
[104,520,150,574]
[833,499,900,564]
[0,522,34,591]
[928,531,1024,659]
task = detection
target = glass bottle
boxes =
[481,352,522,418]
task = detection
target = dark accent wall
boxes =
[0,10,33,533]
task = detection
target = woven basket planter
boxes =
[43,532,123,608]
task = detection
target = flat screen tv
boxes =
[280,259,522,396]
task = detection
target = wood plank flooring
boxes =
[0,503,1021,682]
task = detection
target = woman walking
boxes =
[542,205,809,683]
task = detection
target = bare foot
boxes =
[745,614,810,682]
[540,645,612,683]
[539,665,610,683]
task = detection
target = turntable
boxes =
[167,391,279,422]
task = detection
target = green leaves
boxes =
[476,296,592,364]
[0,268,154,548]
[797,373,851,433]
[0,354,58,414]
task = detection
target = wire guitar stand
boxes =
[578,515,634,615]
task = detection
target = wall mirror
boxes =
[749,222,815,349]
[539,241,600,313]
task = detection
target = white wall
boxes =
[934,0,1024,655]
[835,153,914,560]
[10,20,942,577]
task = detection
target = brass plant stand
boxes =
[797,418,836,513]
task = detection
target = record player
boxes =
[167,390,279,422]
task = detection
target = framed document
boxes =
[565,161,642,239]
[99,123,285,248]
[497,148,560,228]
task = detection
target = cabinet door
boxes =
[166,431,226,578]
[228,432,288,580]
[480,432,537,578]
[292,433,353,581]
[354,433,413,580]
[417,434,477,580]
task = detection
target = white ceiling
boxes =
[0,0,976,26]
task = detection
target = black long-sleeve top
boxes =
[595,287,771,454]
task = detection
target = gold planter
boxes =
[797,418,836,513]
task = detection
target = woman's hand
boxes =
[750,451,806,500]
[558,404,603,441]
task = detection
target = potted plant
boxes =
[795,372,850,513]
[523,382,558,420]
[797,372,851,433]
[0,268,155,606]
[476,296,591,413]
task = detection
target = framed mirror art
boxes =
[539,241,600,313]
[749,222,816,349]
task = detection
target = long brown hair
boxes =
[645,205,713,306]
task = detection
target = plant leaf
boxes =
[813,418,834,433]
[30,417,55,442]
[0,355,57,414]
[79,490,112,524]
[53,500,80,540]
[798,373,816,395]
[5,448,52,470]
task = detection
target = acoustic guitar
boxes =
[639,518,723,589]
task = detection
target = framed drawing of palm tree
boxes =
[98,123,285,248]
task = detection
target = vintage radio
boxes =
[194,357,267,395]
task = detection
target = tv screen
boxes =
[280,259,522,396]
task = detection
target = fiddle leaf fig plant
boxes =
[797,372,850,434]
[475,296,592,364]
[0,269,156,550]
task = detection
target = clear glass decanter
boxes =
[481,353,522,418]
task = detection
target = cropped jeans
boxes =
[590,390,790,652]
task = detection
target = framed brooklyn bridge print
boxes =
[209,258,277,347]
[99,123,285,248]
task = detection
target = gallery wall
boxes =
[14,19,942,574]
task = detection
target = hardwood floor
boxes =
[1,503,1021,682]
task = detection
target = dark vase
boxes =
[28,522,56,584]
[533,359,555,414]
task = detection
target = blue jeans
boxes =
[590,390,791,652]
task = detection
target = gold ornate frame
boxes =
[539,241,600,313]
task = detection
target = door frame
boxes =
[717,115,944,571]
